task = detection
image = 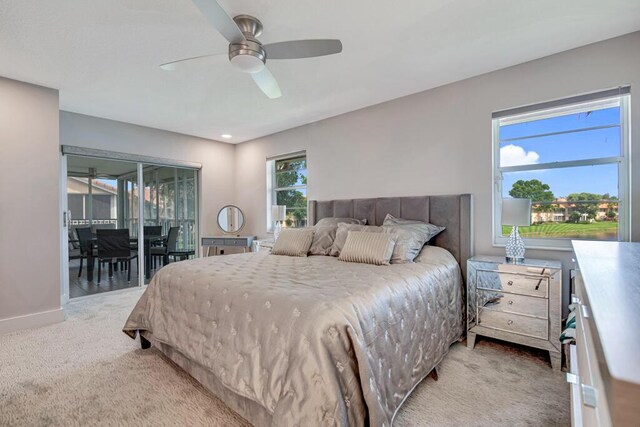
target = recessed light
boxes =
[221,134,232,139]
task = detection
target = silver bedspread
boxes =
[123,246,464,427]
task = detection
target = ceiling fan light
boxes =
[230,54,265,74]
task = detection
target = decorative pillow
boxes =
[338,231,397,266]
[271,229,315,257]
[383,214,424,225]
[330,224,383,257]
[315,217,367,227]
[308,225,336,256]
[382,214,445,263]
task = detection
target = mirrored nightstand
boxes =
[467,256,563,370]
[253,238,275,253]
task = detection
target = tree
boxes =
[509,179,555,202]
[569,212,582,223]
[509,180,555,222]
[275,157,308,226]
[566,192,600,221]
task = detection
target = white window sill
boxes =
[492,242,574,252]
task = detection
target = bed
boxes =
[123,194,473,426]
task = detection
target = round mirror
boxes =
[217,205,245,234]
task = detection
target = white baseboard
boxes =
[0,307,65,335]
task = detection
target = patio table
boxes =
[85,235,166,282]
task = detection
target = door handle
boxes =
[580,304,590,319]
[581,384,597,408]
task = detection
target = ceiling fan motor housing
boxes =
[229,15,266,73]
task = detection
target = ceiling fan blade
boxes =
[264,39,342,60]
[160,53,226,70]
[191,0,246,44]
[251,67,282,99]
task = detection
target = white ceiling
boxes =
[1,1,639,143]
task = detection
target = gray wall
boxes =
[235,32,640,292]
[0,77,62,324]
[60,112,236,239]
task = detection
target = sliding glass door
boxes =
[141,165,198,279]
[66,156,140,297]
[63,149,200,299]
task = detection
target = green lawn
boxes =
[503,221,618,239]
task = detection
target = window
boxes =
[267,152,307,229]
[493,88,630,249]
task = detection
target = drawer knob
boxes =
[507,280,513,286]
[508,300,514,305]
[507,320,513,325]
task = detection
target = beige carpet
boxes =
[0,288,569,426]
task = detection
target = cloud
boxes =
[500,144,540,167]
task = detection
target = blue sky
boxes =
[500,107,620,198]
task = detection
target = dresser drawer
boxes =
[202,238,225,246]
[478,290,548,319]
[476,269,548,298]
[575,274,611,426]
[478,309,548,339]
[224,238,248,247]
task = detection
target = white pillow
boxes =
[338,231,397,266]
[271,229,315,257]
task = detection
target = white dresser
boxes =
[570,241,640,426]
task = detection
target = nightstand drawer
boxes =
[479,309,548,339]
[478,290,548,319]
[476,269,548,298]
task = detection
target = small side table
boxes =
[467,255,563,370]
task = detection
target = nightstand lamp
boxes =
[272,205,286,240]
[502,198,531,263]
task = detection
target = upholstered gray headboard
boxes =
[309,194,473,281]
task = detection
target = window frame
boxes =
[266,151,308,232]
[492,92,631,251]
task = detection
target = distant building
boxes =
[532,198,618,223]
[67,177,117,224]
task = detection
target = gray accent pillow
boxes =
[315,217,367,227]
[338,231,397,266]
[308,225,336,256]
[330,224,383,257]
[382,214,445,263]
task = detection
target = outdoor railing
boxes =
[70,218,197,250]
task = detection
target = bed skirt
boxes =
[141,331,273,426]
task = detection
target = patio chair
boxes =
[143,225,164,268]
[76,227,97,279]
[96,229,138,283]
[150,226,194,266]
[166,226,195,262]
[143,225,162,236]
[68,228,83,267]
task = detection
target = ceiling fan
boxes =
[160,0,343,99]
